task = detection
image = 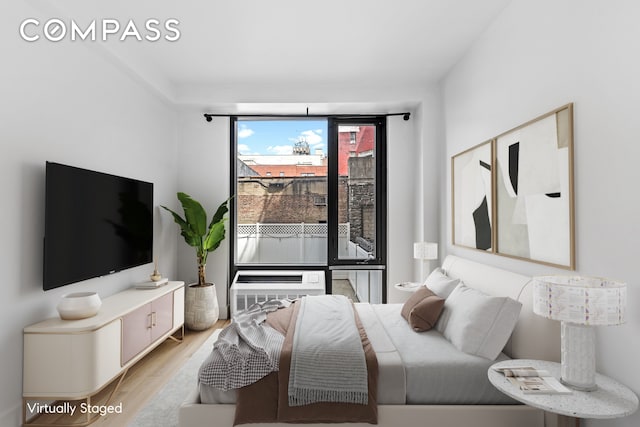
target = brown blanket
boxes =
[234,301,378,425]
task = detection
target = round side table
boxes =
[488,359,638,427]
[393,282,421,293]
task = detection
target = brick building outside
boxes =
[237,126,376,248]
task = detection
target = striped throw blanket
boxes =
[198,299,290,391]
[288,295,368,406]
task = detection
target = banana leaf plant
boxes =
[161,193,231,287]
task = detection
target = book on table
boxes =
[135,278,169,289]
[493,366,572,394]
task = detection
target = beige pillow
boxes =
[400,286,432,320]
[409,293,445,332]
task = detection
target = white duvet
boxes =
[200,303,516,405]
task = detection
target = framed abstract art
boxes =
[451,103,575,269]
[495,104,575,269]
[452,140,493,252]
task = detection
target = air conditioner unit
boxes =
[230,270,325,318]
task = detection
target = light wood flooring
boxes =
[25,320,228,427]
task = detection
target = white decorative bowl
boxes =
[57,292,102,320]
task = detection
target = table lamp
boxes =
[414,242,438,261]
[532,276,627,391]
[414,242,438,279]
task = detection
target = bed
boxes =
[179,255,561,427]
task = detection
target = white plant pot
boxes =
[57,292,102,320]
[185,284,219,331]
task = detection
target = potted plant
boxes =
[162,192,230,330]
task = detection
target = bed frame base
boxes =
[179,389,553,427]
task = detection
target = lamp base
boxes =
[560,378,597,392]
[561,322,597,391]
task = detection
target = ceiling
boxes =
[33,0,511,110]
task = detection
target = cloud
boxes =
[267,145,293,155]
[238,125,254,139]
[238,144,260,155]
[300,129,323,145]
[237,144,252,154]
[288,129,324,146]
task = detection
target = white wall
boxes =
[442,1,640,426]
[175,112,232,318]
[415,87,445,282]
[387,89,444,303]
[386,114,417,302]
[0,2,179,425]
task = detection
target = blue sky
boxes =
[237,119,327,155]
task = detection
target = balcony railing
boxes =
[237,222,349,237]
[237,222,352,264]
[236,222,381,303]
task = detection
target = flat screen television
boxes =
[43,162,153,291]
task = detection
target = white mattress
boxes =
[200,303,516,405]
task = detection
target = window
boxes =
[350,131,357,144]
[331,122,381,263]
[234,119,328,265]
[314,196,327,206]
[231,117,387,303]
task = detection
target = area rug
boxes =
[128,329,221,427]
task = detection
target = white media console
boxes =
[23,281,185,426]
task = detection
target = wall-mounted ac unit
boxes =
[230,270,325,318]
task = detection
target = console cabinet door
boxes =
[150,292,174,342]
[121,303,152,365]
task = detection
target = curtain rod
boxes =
[203,111,410,122]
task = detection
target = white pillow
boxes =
[435,282,522,360]
[423,268,460,299]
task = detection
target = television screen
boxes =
[43,162,153,291]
